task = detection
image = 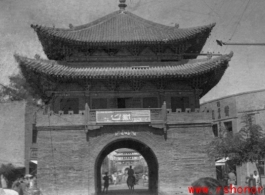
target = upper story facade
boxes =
[14,0,233,129]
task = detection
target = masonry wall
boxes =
[37,123,215,195]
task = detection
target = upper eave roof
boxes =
[31,10,215,44]
[14,52,233,80]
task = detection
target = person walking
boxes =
[253,171,262,195]
[127,166,135,185]
[253,171,260,187]
[102,172,109,194]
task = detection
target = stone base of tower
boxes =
[36,123,215,195]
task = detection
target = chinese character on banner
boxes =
[122,114,131,121]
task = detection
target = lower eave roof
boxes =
[14,52,233,80]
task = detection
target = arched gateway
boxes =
[15,0,233,194]
[95,138,158,193]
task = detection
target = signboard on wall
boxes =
[30,148,38,160]
[96,110,151,123]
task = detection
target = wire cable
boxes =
[224,0,251,52]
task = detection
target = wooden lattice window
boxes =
[92,98,107,109]
[60,98,79,114]
[224,121,233,136]
[32,124,37,144]
[171,97,190,112]
[143,97,158,108]
[225,106,229,117]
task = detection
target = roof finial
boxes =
[119,0,127,11]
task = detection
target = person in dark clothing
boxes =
[127,166,135,185]
[20,177,30,195]
[246,174,257,195]
[102,172,109,193]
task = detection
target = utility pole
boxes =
[216,40,265,46]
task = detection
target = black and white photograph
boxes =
[0,0,265,194]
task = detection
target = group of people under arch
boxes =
[102,166,148,193]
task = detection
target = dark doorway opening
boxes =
[117,98,126,108]
[95,139,158,194]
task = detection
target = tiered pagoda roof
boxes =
[15,52,233,80]
[31,11,215,45]
[14,0,234,99]
[30,0,216,60]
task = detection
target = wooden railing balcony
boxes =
[36,103,211,128]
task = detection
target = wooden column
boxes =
[161,101,167,140]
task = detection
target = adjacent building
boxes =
[0,101,38,174]
[201,89,265,187]
[114,148,143,172]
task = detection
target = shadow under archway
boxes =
[95,138,158,194]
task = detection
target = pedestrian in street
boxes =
[246,174,257,195]
[12,178,22,194]
[112,173,117,185]
[228,170,236,194]
[102,172,109,194]
[20,176,30,195]
[253,171,260,188]
[191,177,224,195]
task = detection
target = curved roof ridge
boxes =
[31,12,215,34]
[72,10,121,31]
[14,52,233,75]
[31,10,121,32]
[125,11,174,30]
[31,10,215,36]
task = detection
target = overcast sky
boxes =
[1,0,265,102]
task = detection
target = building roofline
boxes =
[201,88,265,105]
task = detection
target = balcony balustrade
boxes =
[36,103,211,128]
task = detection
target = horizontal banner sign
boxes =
[96,110,151,123]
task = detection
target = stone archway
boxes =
[95,138,159,194]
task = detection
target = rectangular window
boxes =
[143,97,158,108]
[212,124,218,137]
[32,124,37,143]
[171,96,190,112]
[117,98,141,108]
[224,121,233,132]
[117,98,127,108]
[92,98,107,109]
[60,98,79,114]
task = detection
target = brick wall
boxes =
[37,124,215,195]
